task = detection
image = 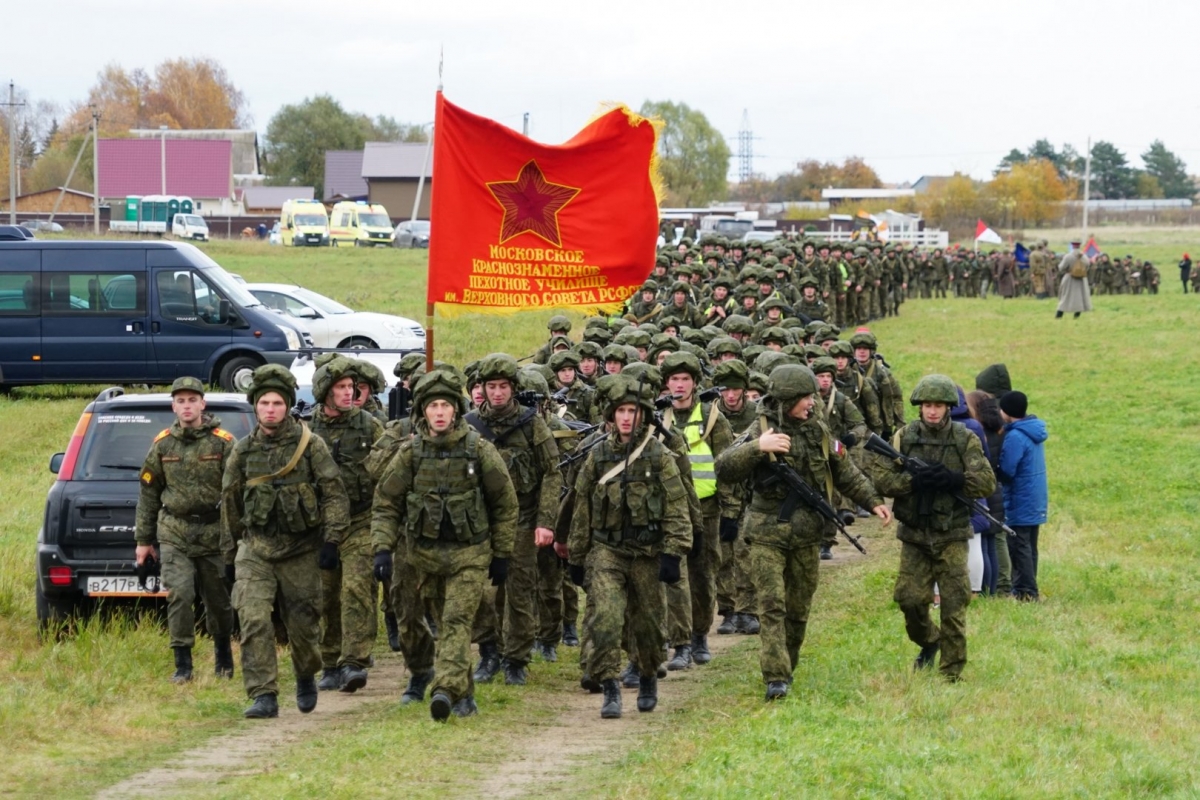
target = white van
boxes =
[172,214,209,242]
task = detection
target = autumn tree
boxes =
[916,173,993,237]
[639,100,731,206]
[986,158,1071,227]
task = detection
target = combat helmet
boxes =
[909,374,958,406]
[849,331,878,351]
[547,315,572,334]
[313,356,356,405]
[477,353,520,384]
[768,364,819,403]
[413,369,467,415]
[711,359,750,390]
[248,364,298,408]
[660,351,703,382]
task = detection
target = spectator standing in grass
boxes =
[997,392,1049,602]
[1180,253,1192,293]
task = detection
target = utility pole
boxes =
[160,125,168,195]
[522,112,529,136]
[4,80,26,224]
[1081,135,1092,243]
[92,107,101,235]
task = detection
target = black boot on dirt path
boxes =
[171,647,193,683]
[580,673,602,693]
[318,666,344,691]
[214,637,234,678]
[385,612,401,652]
[667,645,692,671]
[340,664,368,693]
[620,661,639,689]
[637,675,658,712]
[765,681,789,701]
[504,660,528,686]
[691,634,712,665]
[737,614,760,635]
[296,676,318,713]
[473,641,501,684]
[600,679,622,719]
[562,622,579,647]
[716,611,736,635]
[820,545,833,561]
[244,693,278,719]
[401,670,435,705]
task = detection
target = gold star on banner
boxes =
[486,160,581,247]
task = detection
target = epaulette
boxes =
[212,428,235,442]
[153,429,171,443]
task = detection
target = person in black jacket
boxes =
[1180,253,1192,294]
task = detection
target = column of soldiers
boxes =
[134,234,1003,722]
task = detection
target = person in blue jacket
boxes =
[997,392,1049,601]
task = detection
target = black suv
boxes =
[37,387,255,630]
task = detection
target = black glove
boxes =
[488,557,509,586]
[940,468,966,492]
[719,518,739,543]
[569,564,587,587]
[658,553,682,585]
[909,463,939,491]
[373,551,393,583]
[135,553,160,590]
[318,541,340,571]
[224,563,236,583]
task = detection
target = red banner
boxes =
[427,93,661,315]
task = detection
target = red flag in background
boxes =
[427,93,662,315]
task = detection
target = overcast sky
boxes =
[10,0,1198,185]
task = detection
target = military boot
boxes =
[737,614,760,635]
[620,660,640,689]
[401,669,434,705]
[820,545,833,561]
[243,693,279,719]
[637,675,658,713]
[170,647,193,683]
[691,634,712,665]
[473,641,501,684]
[562,622,579,647]
[430,692,452,722]
[452,695,478,718]
[765,681,789,701]
[839,509,856,527]
[340,664,368,694]
[384,612,401,652]
[317,666,344,691]
[667,644,692,671]
[580,673,602,694]
[504,660,528,686]
[213,637,234,679]
[600,679,622,719]
[716,611,737,635]
[537,641,558,663]
[914,642,940,671]
[296,675,318,714]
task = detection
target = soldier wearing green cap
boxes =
[550,349,597,424]
[532,315,574,365]
[830,340,885,435]
[851,332,904,436]
[868,375,996,681]
[136,376,236,684]
[627,281,664,324]
[222,364,350,719]
[715,365,891,701]
[309,358,385,694]
[372,369,519,719]
[794,276,828,321]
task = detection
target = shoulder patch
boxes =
[153,429,171,443]
[140,470,155,486]
[212,428,235,442]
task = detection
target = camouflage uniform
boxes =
[311,399,384,676]
[714,366,882,693]
[372,403,518,709]
[137,410,235,651]
[868,376,997,680]
[222,378,350,704]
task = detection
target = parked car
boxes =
[36,387,256,633]
[0,225,36,240]
[22,220,65,233]
[244,282,426,350]
[0,239,305,392]
[393,219,430,248]
[742,230,780,245]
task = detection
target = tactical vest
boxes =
[240,436,321,536]
[313,410,377,515]
[405,430,490,545]
[588,436,666,547]
[749,415,833,510]
[469,409,540,495]
[890,422,972,532]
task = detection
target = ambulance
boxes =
[280,199,330,247]
[328,201,395,247]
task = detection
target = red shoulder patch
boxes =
[212,428,235,442]
[153,429,171,443]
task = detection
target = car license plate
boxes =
[85,575,168,597]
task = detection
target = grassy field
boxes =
[2,231,1199,797]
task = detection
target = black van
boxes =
[0,240,303,391]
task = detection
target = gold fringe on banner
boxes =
[432,300,628,320]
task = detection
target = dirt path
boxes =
[94,655,410,799]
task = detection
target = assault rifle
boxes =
[759,459,867,554]
[863,433,1014,536]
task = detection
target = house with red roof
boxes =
[97,138,240,215]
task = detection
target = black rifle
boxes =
[759,461,867,554]
[863,433,1015,536]
[387,383,411,421]
[515,390,544,408]
[697,385,726,403]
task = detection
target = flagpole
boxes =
[425,49,443,373]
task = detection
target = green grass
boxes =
[3,231,1200,796]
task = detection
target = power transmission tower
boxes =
[737,109,754,183]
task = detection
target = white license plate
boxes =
[85,575,168,597]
